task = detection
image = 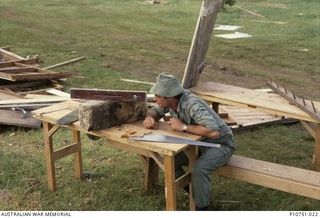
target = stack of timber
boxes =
[0,61,76,82]
[219,105,295,131]
[0,88,70,128]
[0,47,85,128]
[217,88,296,130]
[0,47,82,92]
[191,82,320,123]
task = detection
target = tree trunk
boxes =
[182,0,223,89]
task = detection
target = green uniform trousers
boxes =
[175,145,234,208]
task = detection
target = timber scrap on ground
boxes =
[0,47,84,128]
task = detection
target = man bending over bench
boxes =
[143,73,236,210]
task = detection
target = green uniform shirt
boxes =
[151,89,236,148]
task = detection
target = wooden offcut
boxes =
[79,100,147,131]
[43,56,86,70]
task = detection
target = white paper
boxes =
[214,31,252,39]
[214,24,242,31]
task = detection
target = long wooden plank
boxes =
[191,82,320,123]
[0,66,36,73]
[0,61,17,68]
[0,97,69,105]
[24,94,69,99]
[0,80,50,91]
[0,71,76,81]
[216,155,320,200]
[226,155,319,186]
[0,109,41,128]
[0,59,39,65]
[0,48,25,61]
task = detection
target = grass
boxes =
[0,0,319,211]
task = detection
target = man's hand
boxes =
[167,118,184,132]
[143,116,158,129]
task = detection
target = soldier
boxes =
[143,72,236,210]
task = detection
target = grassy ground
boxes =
[0,0,319,211]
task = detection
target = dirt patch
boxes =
[2,8,19,21]
[0,190,11,202]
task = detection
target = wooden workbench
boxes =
[192,81,320,170]
[32,100,199,211]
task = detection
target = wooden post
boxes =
[143,157,160,191]
[182,0,223,88]
[164,155,176,210]
[72,130,83,179]
[43,122,57,191]
[188,146,197,211]
[313,124,320,171]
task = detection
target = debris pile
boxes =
[0,47,83,128]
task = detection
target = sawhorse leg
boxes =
[43,122,56,191]
[42,121,83,191]
[164,155,176,210]
[143,157,159,191]
[163,147,197,211]
[187,146,197,210]
[314,123,320,171]
[73,130,83,179]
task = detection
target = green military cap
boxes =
[150,73,184,97]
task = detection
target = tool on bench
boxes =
[70,88,146,102]
[129,133,221,148]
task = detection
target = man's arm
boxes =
[143,109,160,129]
[167,118,220,139]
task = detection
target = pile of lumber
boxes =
[0,47,82,91]
[0,46,84,128]
[0,88,70,128]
